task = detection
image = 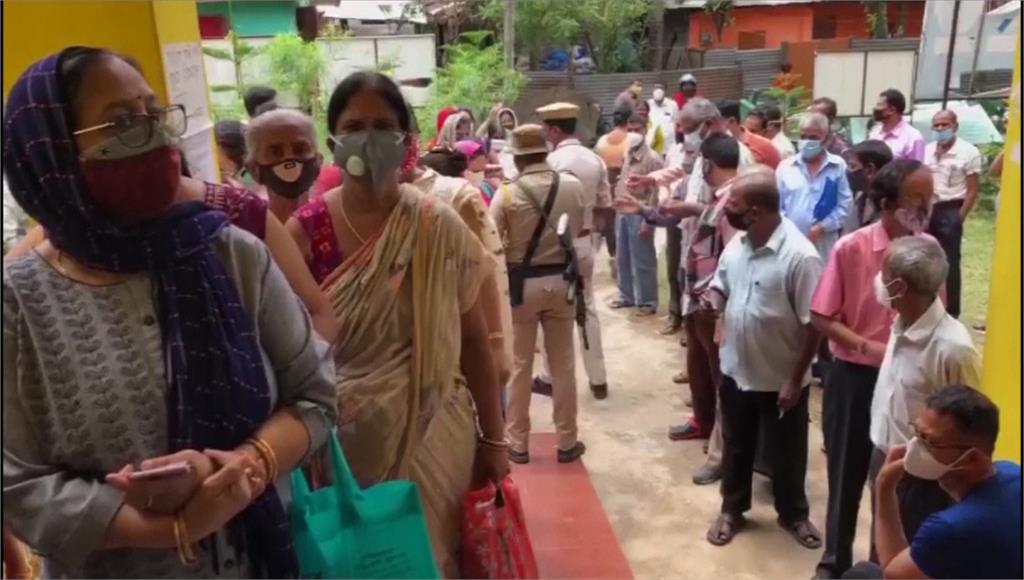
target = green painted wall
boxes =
[198,1,296,37]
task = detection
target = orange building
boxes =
[682,0,925,50]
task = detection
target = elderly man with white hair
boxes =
[246,108,323,223]
[867,235,981,563]
[777,111,853,260]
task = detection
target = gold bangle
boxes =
[477,435,510,450]
[247,437,278,482]
[176,512,198,565]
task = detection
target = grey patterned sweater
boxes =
[1,226,336,578]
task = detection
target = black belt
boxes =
[507,263,567,278]
[934,199,964,209]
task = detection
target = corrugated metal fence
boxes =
[705,48,783,92]
[849,37,921,51]
[519,67,742,117]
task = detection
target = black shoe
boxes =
[557,441,586,463]
[508,448,530,464]
[693,463,721,485]
[531,377,552,397]
[590,383,608,400]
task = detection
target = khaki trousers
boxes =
[506,275,578,453]
[537,234,607,386]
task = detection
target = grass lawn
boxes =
[960,210,996,352]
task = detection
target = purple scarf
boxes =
[3,52,297,577]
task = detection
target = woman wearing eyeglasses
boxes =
[4,75,338,344]
[2,47,336,578]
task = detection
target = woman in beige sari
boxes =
[285,73,508,577]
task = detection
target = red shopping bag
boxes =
[461,477,539,579]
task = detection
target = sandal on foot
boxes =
[608,299,634,309]
[673,371,689,384]
[707,513,744,546]
[778,517,822,549]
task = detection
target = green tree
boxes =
[480,0,648,73]
[862,0,889,39]
[704,0,734,44]
[263,32,325,116]
[422,31,525,140]
[202,31,262,121]
[481,0,580,70]
[577,0,650,73]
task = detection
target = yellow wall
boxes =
[2,0,201,103]
[981,36,1021,462]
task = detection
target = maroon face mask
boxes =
[80,145,182,224]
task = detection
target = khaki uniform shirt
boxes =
[547,138,612,233]
[491,162,585,266]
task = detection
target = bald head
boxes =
[932,109,959,136]
[933,110,958,125]
[733,165,780,214]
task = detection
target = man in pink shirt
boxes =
[811,158,935,579]
[868,89,925,162]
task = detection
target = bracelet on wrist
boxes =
[173,512,198,565]
[477,434,510,450]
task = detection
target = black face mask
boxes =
[872,108,888,122]
[724,207,753,231]
[257,158,320,199]
[847,168,867,195]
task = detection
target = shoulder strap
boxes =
[521,172,560,268]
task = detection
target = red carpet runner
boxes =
[511,433,634,579]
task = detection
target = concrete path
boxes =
[524,252,872,579]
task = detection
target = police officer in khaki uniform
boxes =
[532,102,613,400]
[491,124,587,464]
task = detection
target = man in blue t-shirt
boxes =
[846,384,1022,579]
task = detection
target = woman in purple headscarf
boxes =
[1,47,336,578]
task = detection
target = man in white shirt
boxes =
[532,102,613,400]
[648,83,679,152]
[702,167,824,549]
[868,236,981,561]
[923,110,981,319]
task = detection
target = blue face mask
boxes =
[798,138,822,160]
[932,128,955,145]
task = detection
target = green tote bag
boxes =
[289,432,440,579]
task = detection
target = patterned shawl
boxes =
[2,52,297,577]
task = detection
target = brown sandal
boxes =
[707,513,744,546]
[778,517,822,549]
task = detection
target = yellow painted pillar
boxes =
[2,0,218,181]
[980,36,1021,462]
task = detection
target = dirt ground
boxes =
[526,247,872,579]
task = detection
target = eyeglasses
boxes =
[73,105,188,148]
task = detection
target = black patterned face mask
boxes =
[257,158,320,199]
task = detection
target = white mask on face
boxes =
[653,89,666,102]
[627,131,645,149]
[903,437,971,480]
[873,272,903,309]
[684,130,703,150]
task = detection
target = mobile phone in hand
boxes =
[127,461,193,481]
